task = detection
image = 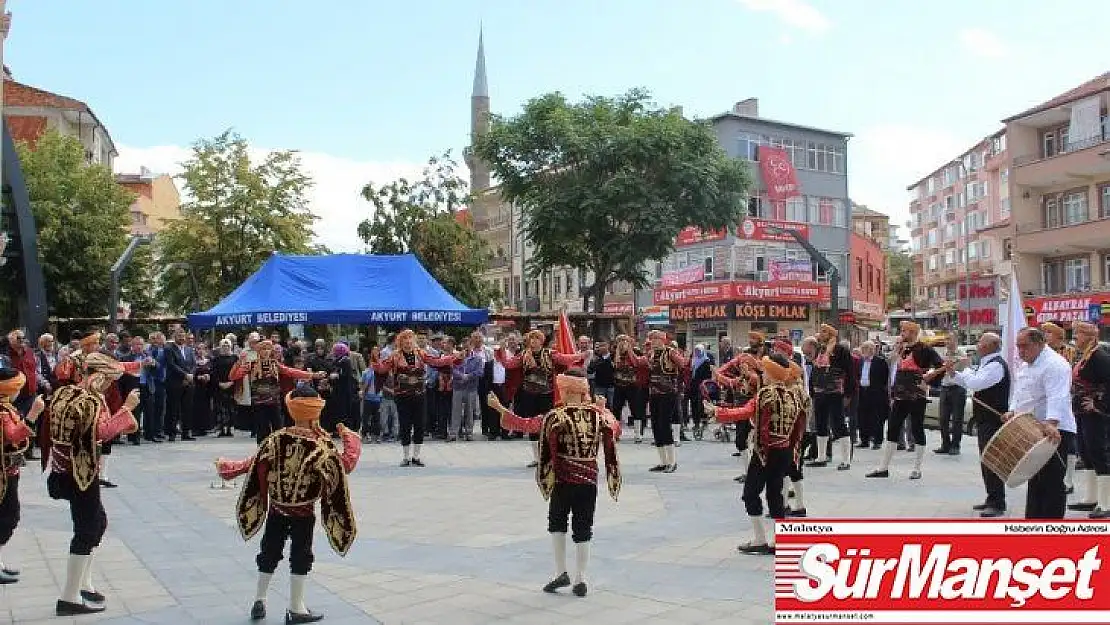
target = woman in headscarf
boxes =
[325,342,356,433]
[685,344,714,440]
[211,339,238,438]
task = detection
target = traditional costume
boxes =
[43,353,140,615]
[714,354,808,555]
[1067,322,1110,517]
[624,331,686,472]
[610,335,648,442]
[714,352,762,483]
[373,329,461,466]
[0,369,43,584]
[806,325,855,470]
[492,373,621,597]
[216,389,361,623]
[498,330,585,467]
[229,340,319,445]
[867,322,943,480]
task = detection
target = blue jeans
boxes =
[143,382,165,439]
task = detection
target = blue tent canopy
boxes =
[187,253,489,328]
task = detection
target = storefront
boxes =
[1024,292,1110,341]
[666,298,816,350]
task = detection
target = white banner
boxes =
[1003,271,1027,403]
[1069,96,1102,145]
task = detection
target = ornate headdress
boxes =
[748,330,765,342]
[773,339,794,357]
[81,352,126,380]
[1040,322,1065,340]
[762,355,801,384]
[0,368,26,400]
[285,391,326,425]
[79,330,102,351]
[555,373,590,398]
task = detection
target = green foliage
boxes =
[357,152,497,309]
[887,249,913,309]
[157,130,318,313]
[472,88,752,311]
[8,129,141,318]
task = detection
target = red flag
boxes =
[553,310,575,404]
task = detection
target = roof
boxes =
[1002,71,1110,124]
[904,132,1002,190]
[851,203,888,219]
[708,112,853,139]
[3,77,117,156]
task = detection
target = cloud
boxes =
[848,124,967,239]
[959,28,1009,59]
[114,145,423,252]
[737,0,831,33]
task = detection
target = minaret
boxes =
[467,27,491,193]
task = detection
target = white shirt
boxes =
[951,352,1005,392]
[860,358,872,387]
[1009,347,1076,433]
[492,348,510,385]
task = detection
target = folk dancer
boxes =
[488,370,621,597]
[714,352,762,483]
[1005,327,1075,519]
[709,354,808,554]
[867,321,944,480]
[1066,321,1110,517]
[42,353,140,615]
[610,335,648,443]
[230,340,323,445]
[1042,321,1079,493]
[772,338,807,517]
[806,324,856,470]
[625,330,687,472]
[498,330,585,468]
[216,386,361,623]
[0,368,45,584]
[947,333,1010,517]
[373,329,461,467]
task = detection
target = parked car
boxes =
[923,346,978,435]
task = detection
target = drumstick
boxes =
[972,396,1004,417]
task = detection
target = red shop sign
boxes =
[736,218,809,242]
[1024,293,1110,325]
[652,280,830,305]
[675,226,727,247]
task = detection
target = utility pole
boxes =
[764,225,841,329]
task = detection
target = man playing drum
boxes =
[946,333,1009,517]
[1004,327,1075,519]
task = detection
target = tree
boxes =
[156,130,318,313]
[472,88,752,311]
[5,129,143,319]
[357,152,497,309]
[887,249,913,310]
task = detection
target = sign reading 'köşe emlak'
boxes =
[669,302,809,322]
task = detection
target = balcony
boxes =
[486,256,509,270]
[1013,215,1110,254]
[1012,121,1110,188]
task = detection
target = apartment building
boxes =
[906,129,1010,336]
[466,32,635,315]
[1003,72,1110,337]
[115,167,182,236]
[851,203,893,253]
[3,69,116,168]
[652,99,851,353]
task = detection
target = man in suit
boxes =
[164,327,197,441]
[855,341,889,450]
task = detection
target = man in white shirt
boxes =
[948,332,1009,517]
[1003,327,1075,519]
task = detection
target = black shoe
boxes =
[99,479,117,489]
[648,465,667,472]
[0,571,16,585]
[56,600,105,615]
[856,441,870,448]
[130,439,141,446]
[663,464,677,473]
[733,475,746,483]
[737,542,774,555]
[543,572,570,593]
[732,452,742,457]
[286,609,325,624]
[1069,502,1098,512]
[527,461,539,468]
[251,600,266,620]
[1090,508,1110,519]
[871,443,881,450]
[837,463,851,471]
[572,582,587,597]
[933,447,949,455]
[181,435,197,441]
[896,443,906,451]
[81,589,105,603]
[411,458,425,467]
[788,508,807,517]
[805,460,828,468]
[865,469,889,478]
[947,448,960,456]
[972,502,990,511]
[400,459,412,467]
[979,507,1005,518]
[1,566,19,577]
[1066,486,1075,495]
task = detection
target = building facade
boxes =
[848,230,887,325]
[1003,72,1110,338]
[115,167,182,236]
[851,203,893,253]
[653,99,852,353]
[906,130,1010,337]
[3,71,116,168]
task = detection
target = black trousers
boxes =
[742,449,791,518]
[253,403,282,445]
[1078,412,1110,475]
[47,472,106,555]
[649,393,677,447]
[516,391,553,443]
[0,474,19,545]
[938,386,967,450]
[857,388,888,445]
[887,398,927,446]
[977,414,1006,509]
[362,401,381,436]
[434,391,452,436]
[165,381,193,438]
[483,384,510,439]
[396,393,426,446]
[547,483,597,543]
[612,385,645,427]
[813,393,848,440]
[256,511,315,575]
[735,420,753,452]
[1025,431,1075,520]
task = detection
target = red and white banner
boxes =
[676,226,727,247]
[737,218,809,242]
[653,280,831,305]
[769,259,812,282]
[759,146,801,201]
[775,520,1110,623]
[1024,292,1110,325]
[602,302,633,315]
[660,265,705,287]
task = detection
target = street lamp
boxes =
[763,225,841,329]
[108,233,154,332]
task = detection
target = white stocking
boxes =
[749,515,768,546]
[656,446,667,465]
[877,441,895,471]
[255,572,272,601]
[816,436,829,462]
[837,438,851,466]
[81,552,97,593]
[1082,470,1098,504]
[413,444,422,460]
[1065,455,1077,490]
[551,532,567,576]
[574,541,590,585]
[667,444,677,466]
[289,574,308,614]
[913,446,925,472]
[61,554,88,603]
[1098,476,1110,511]
[791,479,805,510]
[402,445,411,461]
[531,441,540,462]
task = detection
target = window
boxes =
[738,133,762,161]
[927,229,938,247]
[748,196,764,218]
[785,197,806,222]
[1042,257,1090,294]
[926,178,936,195]
[1000,197,1011,218]
[1100,184,1110,219]
[856,259,864,287]
[1003,238,1012,260]
[1062,191,1088,225]
[945,284,957,301]
[945,249,955,265]
[554,276,561,297]
[832,199,847,227]
[980,240,991,259]
[968,243,978,259]
[1105,254,1110,287]
[1000,169,1009,186]
[942,167,956,188]
[944,224,956,241]
[1042,130,1058,159]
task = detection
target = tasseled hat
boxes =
[285,390,326,425]
[556,370,590,397]
[0,367,26,400]
[900,320,921,335]
[762,354,801,383]
[1040,322,1065,339]
[748,330,765,342]
[1072,321,1097,334]
[79,330,101,350]
[773,339,794,357]
[81,352,126,380]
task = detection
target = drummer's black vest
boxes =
[972,355,1009,425]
